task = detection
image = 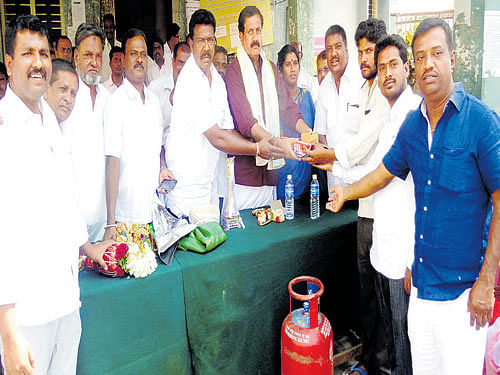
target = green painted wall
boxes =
[454,0,484,99]
[287,0,315,76]
[84,0,114,28]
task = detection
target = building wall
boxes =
[454,0,484,99]
[481,0,500,111]
[311,1,367,75]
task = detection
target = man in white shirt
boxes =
[62,23,109,242]
[213,45,228,78]
[101,13,121,83]
[312,24,363,189]
[293,41,319,102]
[309,21,393,374]
[165,9,285,216]
[43,58,79,124]
[162,23,180,76]
[316,49,328,85]
[103,28,171,240]
[54,35,73,63]
[149,42,191,146]
[102,46,124,93]
[0,62,7,100]
[146,36,171,85]
[0,15,110,375]
[332,34,420,375]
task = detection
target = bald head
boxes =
[292,41,303,62]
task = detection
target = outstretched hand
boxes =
[275,137,299,161]
[303,142,334,165]
[258,135,285,160]
[325,185,346,213]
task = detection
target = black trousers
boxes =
[357,217,393,374]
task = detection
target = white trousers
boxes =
[408,287,487,375]
[0,310,81,375]
[234,185,276,210]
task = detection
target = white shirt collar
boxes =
[121,77,151,101]
[392,86,419,116]
[183,55,218,85]
[323,59,361,92]
[3,85,45,123]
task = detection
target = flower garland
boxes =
[116,222,157,278]
[82,222,158,278]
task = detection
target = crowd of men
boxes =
[0,5,499,375]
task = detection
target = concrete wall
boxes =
[453,0,484,99]
[481,0,500,112]
[312,0,368,74]
[263,0,289,65]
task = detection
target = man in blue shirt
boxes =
[327,17,500,374]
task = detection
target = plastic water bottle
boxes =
[285,174,294,220]
[310,174,320,219]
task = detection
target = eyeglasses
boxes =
[194,37,216,47]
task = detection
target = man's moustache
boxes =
[28,69,46,79]
[201,52,211,59]
[251,41,260,48]
[134,63,144,69]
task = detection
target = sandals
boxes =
[342,361,367,375]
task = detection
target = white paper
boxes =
[230,34,240,49]
[229,22,239,36]
[215,25,227,38]
[186,0,201,23]
[483,10,500,78]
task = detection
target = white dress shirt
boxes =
[314,61,362,189]
[337,78,389,219]
[61,77,109,242]
[335,77,389,169]
[162,42,174,76]
[102,76,122,93]
[101,39,121,83]
[297,67,319,103]
[0,87,88,326]
[148,72,174,145]
[332,86,421,279]
[104,78,163,224]
[166,56,233,215]
[146,55,170,86]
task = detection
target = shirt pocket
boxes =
[345,103,360,134]
[437,147,479,193]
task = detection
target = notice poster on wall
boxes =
[186,0,202,24]
[483,10,500,78]
[199,0,273,53]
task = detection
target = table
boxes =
[175,204,359,375]
[77,204,359,374]
[78,258,191,375]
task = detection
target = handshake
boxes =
[296,132,335,171]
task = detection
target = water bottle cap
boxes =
[287,174,292,180]
[312,174,317,179]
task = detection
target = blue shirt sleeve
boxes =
[477,108,500,195]
[382,120,410,180]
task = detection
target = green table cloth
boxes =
[175,205,359,375]
[78,258,191,375]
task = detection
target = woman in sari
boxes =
[277,44,315,201]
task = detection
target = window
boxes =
[1,0,65,59]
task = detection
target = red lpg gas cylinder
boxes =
[281,276,333,375]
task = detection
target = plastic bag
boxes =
[152,194,196,265]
